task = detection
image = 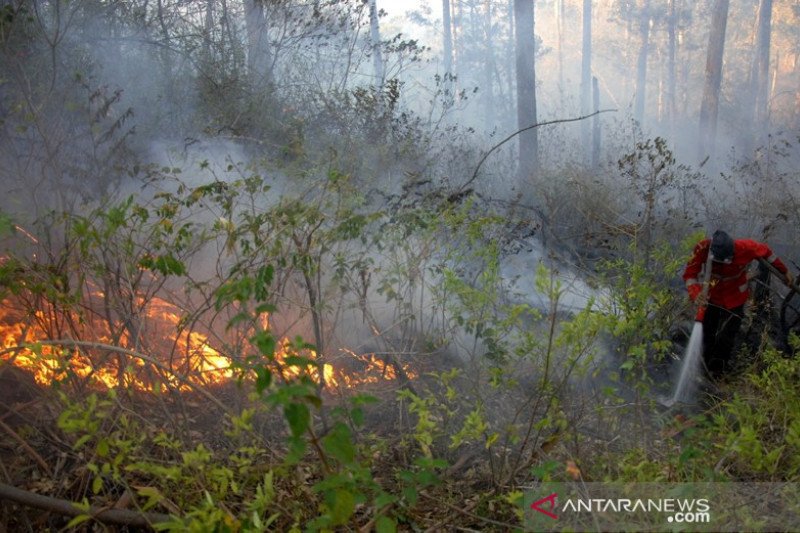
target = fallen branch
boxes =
[421,492,518,532]
[0,482,172,528]
[461,109,617,193]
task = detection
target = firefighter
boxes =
[683,230,794,378]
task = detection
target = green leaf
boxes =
[250,331,276,358]
[264,512,280,528]
[254,265,274,301]
[66,514,93,528]
[139,254,187,276]
[321,423,356,465]
[136,486,167,510]
[106,203,129,229]
[96,438,109,458]
[330,489,355,525]
[376,515,397,533]
[374,493,397,508]
[402,486,418,505]
[286,435,306,465]
[225,311,253,330]
[155,254,187,276]
[73,434,93,450]
[351,407,364,427]
[254,303,276,315]
[255,367,272,394]
[351,394,379,406]
[284,403,310,438]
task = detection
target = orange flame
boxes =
[0,295,232,390]
[0,292,417,392]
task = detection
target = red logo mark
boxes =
[531,492,558,519]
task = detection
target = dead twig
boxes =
[0,418,51,477]
[358,504,392,533]
[0,399,41,423]
[421,492,518,532]
[0,481,172,528]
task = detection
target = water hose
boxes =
[757,258,800,293]
[694,250,715,322]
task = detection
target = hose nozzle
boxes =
[695,306,707,322]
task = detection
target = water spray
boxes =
[663,250,714,407]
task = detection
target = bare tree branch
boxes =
[461,109,617,193]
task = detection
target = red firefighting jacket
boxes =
[683,238,788,310]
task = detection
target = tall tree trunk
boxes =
[747,0,773,148]
[514,0,538,188]
[159,0,176,121]
[201,0,211,60]
[633,0,651,125]
[592,76,600,168]
[656,45,664,123]
[442,0,454,79]
[581,0,592,165]
[453,0,463,76]
[556,0,565,109]
[483,0,495,126]
[770,51,779,100]
[244,0,272,85]
[679,25,690,117]
[506,0,515,117]
[795,52,800,128]
[667,0,677,137]
[698,0,729,162]
[368,0,384,89]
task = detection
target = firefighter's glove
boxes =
[687,284,702,302]
[786,271,795,288]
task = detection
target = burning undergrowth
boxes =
[0,169,428,396]
[0,168,624,530]
[0,288,417,394]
